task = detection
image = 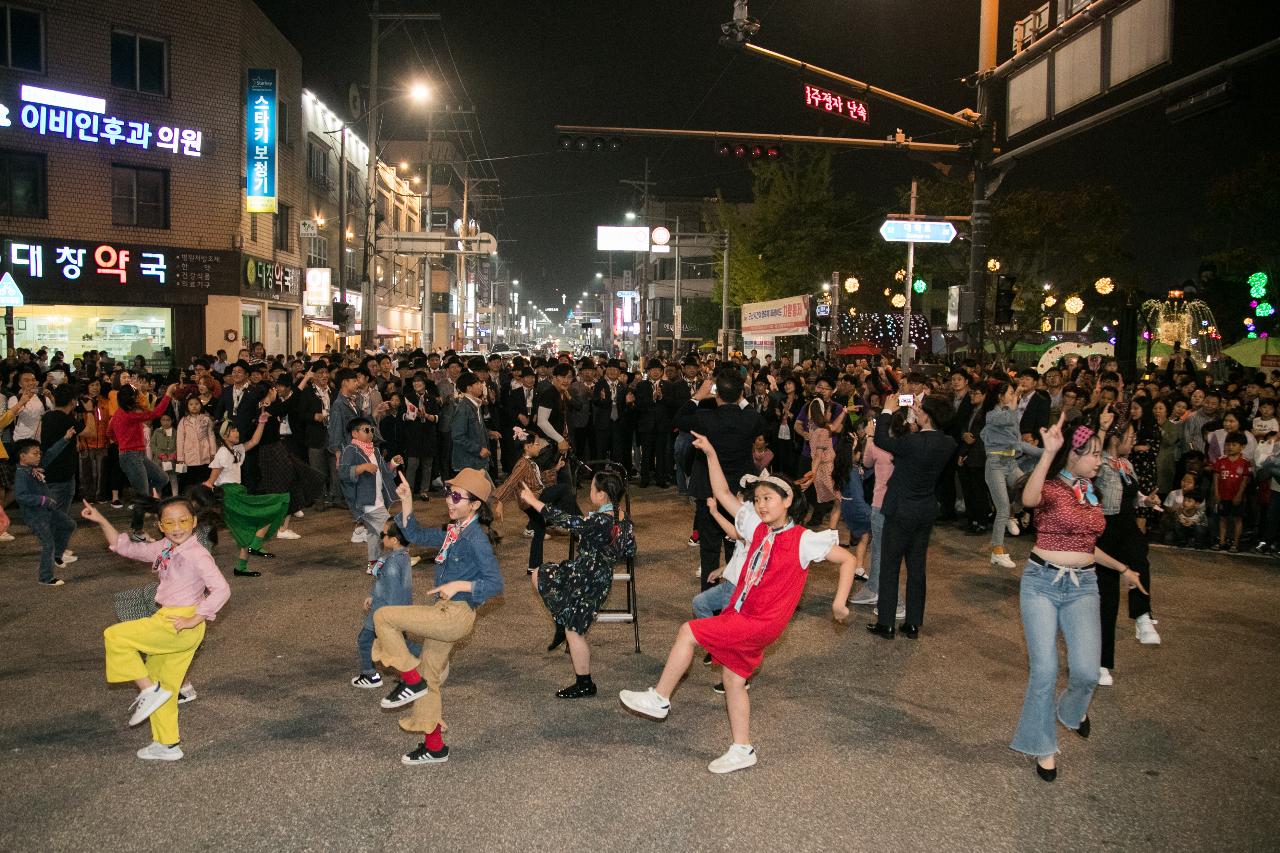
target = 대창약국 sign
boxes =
[741,294,811,336]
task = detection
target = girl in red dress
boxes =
[620,431,856,774]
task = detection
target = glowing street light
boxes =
[409,82,430,104]
[595,272,603,279]
[624,211,636,221]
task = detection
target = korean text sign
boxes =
[245,69,277,214]
[741,295,811,336]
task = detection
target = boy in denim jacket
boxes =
[351,520,418,688]
[13,427,79,585]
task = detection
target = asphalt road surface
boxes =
[1,489,1276,852]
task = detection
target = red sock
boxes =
[401,669,422,686]
[424,725,444,751]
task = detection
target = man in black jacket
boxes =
[867,393,956,640]
[1017,368,1051,447]
[633,359,671,487]
[593,359,633,473]
[296,362,340,508]
[218,360,264,489]
[674,368,765,590]
[939,368,974,523]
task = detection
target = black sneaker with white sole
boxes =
[380,680,428,709]
[702,652,714,666]
[351,672,383,689]
[402,744,449,765]
[712,680,751,694]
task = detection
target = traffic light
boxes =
[332,301,353,334]
[714,141,781,160]
[994,274,1017,325]
[558,135,621,152]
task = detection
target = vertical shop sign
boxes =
[245,69,278,213]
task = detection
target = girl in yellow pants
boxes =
[84,497,230,761]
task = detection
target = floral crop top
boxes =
[1034,477,1106,553]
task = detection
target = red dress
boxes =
[690,522,811,679]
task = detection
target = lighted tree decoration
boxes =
[912,278,927,294]
[1249,271,1269,300]
[1064,295,1085,315]
[1094,276,1114,295]
[891,293,907,309]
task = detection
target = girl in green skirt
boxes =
[204,412,290,577]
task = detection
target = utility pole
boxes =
[422,111,433,351]
[458,160,469,347]
[361,0,380,351]
[899,179,918,371]
[721,229,730,361]
[621,160,656,357]
[672,214,681,357]
[337,118,347,344]
[970,0,1000,363]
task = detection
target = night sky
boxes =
[256,0,1280,311]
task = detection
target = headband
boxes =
[1071,425,1095,451]
[739,471,793,498]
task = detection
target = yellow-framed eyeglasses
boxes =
[158,516,195,531]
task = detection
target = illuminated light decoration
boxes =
[245,69,278,213]
[1251,282,1268,299]
[0,85,203,159]
[1064,296,1084,315]
[986,258,1001,272]
[894,269,907,283]
[882,288,891,297]
[843,276,859,293]
[1167,289,1185,300]
[1040,318,1051,332]
[1248,332,1259,339]
[1263,333,1270,339]
[891,293,907,308]
[1142,330,1151,340]
[1094,276,1114,295]
[1245,317,1255,326]
[1042,282,1052,291]
[1189,337,1199,344]
[1252,300,1260,308]
[1248,271,1269,289]
[1109,337,1117,345]
[912,278,927,294]
[802,84,869,123]
[1043,295,1057,308]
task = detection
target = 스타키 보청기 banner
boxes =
[245,68,277,213]
[740,294,810,336]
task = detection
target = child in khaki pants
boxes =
[83,497,230,761]
[373,469,503,766]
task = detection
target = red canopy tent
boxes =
[834,341,882,356]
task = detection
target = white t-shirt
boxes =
[212,444,245,486]
[7,394,47,440]
[1252,417,1278,437]
[728,502,839,585]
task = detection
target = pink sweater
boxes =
[862,437,895,509]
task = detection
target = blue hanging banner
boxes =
[245,68,277,214]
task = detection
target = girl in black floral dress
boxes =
[521,470,636,699]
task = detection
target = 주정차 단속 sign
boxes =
[245,69,278,214]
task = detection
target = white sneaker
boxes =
[0,531,14,542]
[136,740,184,761]
[177,684,198,704]
[990,550,1016,569]
[1006,518,1021,537]
[1135,613,1161,645]
[275,529,301,540]
[63,549,75,557]
[708,743,757,774]
[409,555,421,567]
[1097,667,1113,687]
[871,604,907,621]
[522,527,535,538]
[293,510,304,518]
[128,684,173,726]
[351,527,368,544]
[619,687,670,720]
[849,588,878,606]
[55,554,78,566]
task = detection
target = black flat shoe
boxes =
[555,681,597,699]
[899,623,920,639]
[247,548,275,559]
[546,624,567,652]
[1036,760,1057,782]
[234,569,262,578]
[1076,716,1090,739]
[866,622,895,639]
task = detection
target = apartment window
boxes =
[111,31,167,95]
[0,149,47,218]
[430,209,448,230]
[249,213,257,242]
[111,165,168,228]
[2,5,42,71]
[278,99,290,146]
[343,244,357,282]
[274,203,291,251]
[306,138,330,187]
[346,166,361,206]
[306,235,328,269]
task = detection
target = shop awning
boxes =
[353,324,403,337]
[306,318,338,330]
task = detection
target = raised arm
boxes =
[690,431,743,516]
[1021,411,1065,509]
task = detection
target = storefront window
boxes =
[12,304,172,361]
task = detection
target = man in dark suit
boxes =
[666,358,697,495]
[593,359,633,472]
[504,367,539,469]
[296,361,340,508]
[633,359,671,487]
[675,368,765,590]
[867,393,957,640]
[1017,367,1052,447]
[218,360,264,489]
[450,371,493,475]
[939,368,974,523]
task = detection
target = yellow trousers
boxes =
[373,600,475,734]
[104,606,205,745]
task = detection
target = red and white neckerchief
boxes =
[152,542,176,578]
[732,522,793,612]
[435,514,477,564]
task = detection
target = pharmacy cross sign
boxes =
[879,220,957,244]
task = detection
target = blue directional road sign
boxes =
[879,220,957,244]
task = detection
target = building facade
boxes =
[0,0,306,367]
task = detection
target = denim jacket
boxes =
[979,406,1022,453]
[1094,454,1128,516]
[338,444,399,510]
[14,436,71,510]
[364,548,413,630]
[399,511,503,608]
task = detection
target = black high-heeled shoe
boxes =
[1035,759,1057,782]
[546,624,566,652]
[1076,716,1091,739]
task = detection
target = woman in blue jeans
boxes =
[981,380,1031,569]
[1012,413,1147,782]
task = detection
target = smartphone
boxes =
[898,394,914,407]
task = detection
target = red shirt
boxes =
[106,396,171,452]
[1214,456,1251,502]
[1034,478,1106,553]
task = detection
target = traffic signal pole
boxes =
[969,0,1000,363]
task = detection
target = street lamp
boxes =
[624,211,636,221]
[409,82,430,104]
[595,272,603,279]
